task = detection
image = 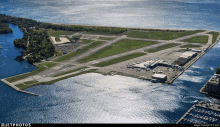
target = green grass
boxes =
[182,35,209,44]
[24,80,38,85]
[16,83,31,90]
[93,52,147,67]
[5,62,56,83]
[124,30,205,40]
[81,39,94,44]
[145,43,180,53]
[34,28,55,33]
[100,37,115,40]
[48,30,75,38]
[43,62,57,68]
[79,39,158,63]
[208,32,219,44]
[54,41,106,62]
[180,44,202,48]
[53,66,87,77]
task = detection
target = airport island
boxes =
[0,14,220,96]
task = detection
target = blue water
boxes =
[0,0,220,123]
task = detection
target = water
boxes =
[0,0,220,30]
[0,0,220,123]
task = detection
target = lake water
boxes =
[0,0,220,123]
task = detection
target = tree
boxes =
[216,67,220,74]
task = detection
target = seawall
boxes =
[1,79,39,96]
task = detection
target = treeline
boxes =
[0,22,12,33]
[14,31,55,64]
[45,23,128,35]
[0,14,128,34]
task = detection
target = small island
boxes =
[0,22,12,34]
[0,14,219,96]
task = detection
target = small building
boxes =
[72,37,80,42]
[152,74,167,82]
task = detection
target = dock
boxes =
[177,101,220,124]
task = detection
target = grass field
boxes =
[48,30,75,38]
[15,83,30,90]
[180,44,202,48]
[79,39,158,63]
[80,39,94,44]
[5,62,56,83]
[123,30,205,40]
[54,41,106,62]
[53,66,87,77]
[145,43,180,53]
[182,35,209,44]
[207,32,219,44]
[93,52,146,67]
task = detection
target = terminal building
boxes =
[130,59,172,69]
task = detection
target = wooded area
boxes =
[0,22,12,33]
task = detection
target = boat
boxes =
[6,47,8,50]
[0,46,2,49]
[25,66,28,68]
[193,100,199,104]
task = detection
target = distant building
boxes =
[206,75,220,95]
